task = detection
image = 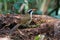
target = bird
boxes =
[15,9,36,24]
[24,8,36,24]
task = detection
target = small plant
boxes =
[34,34,45,40]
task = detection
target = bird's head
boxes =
[27,8,36,14]
[32,8,36,11]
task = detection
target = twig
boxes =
[9,24,21,35]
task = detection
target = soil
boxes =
[0,14,60,40]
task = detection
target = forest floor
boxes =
[0,14,60,40]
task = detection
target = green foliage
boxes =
[0,0,58,16]
[34,34,45,40]
[34,35,40,40]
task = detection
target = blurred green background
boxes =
[0,0,60,18]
